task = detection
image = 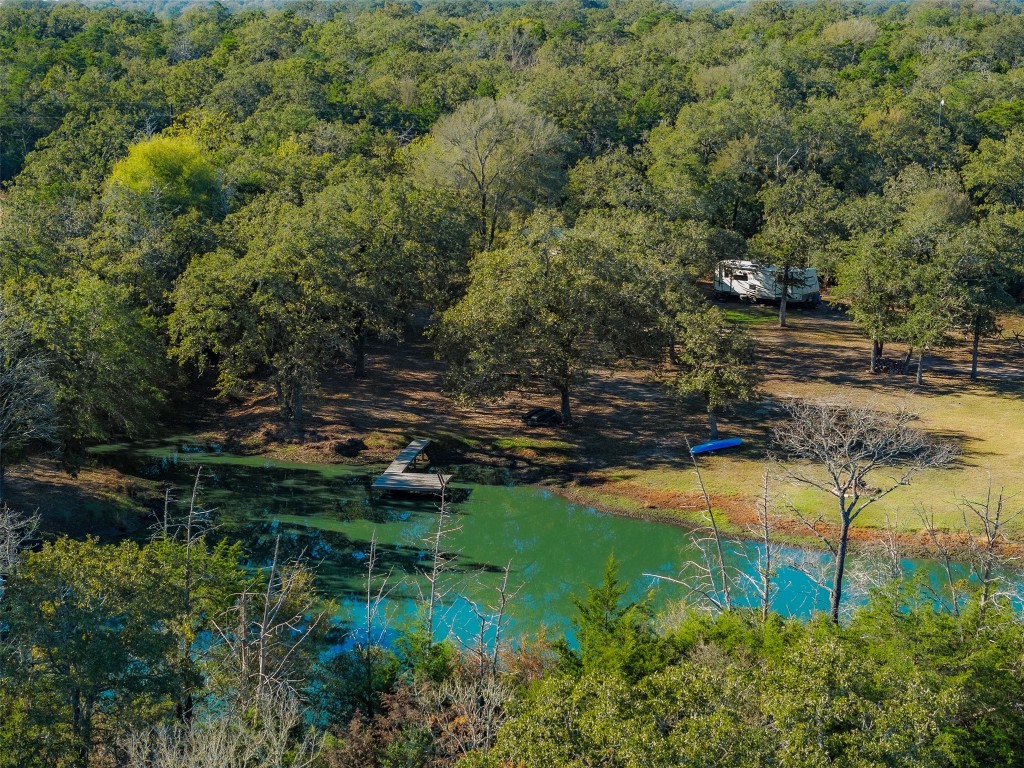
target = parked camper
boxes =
[713,260,820,306]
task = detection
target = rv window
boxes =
[733,273,748,281]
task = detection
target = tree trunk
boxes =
[708,408,718,439]
[275,380,290,420]
[354,325,367,378]
[489,209,500,251]
[870,339,883,373]
[902,347,913,375]
[778,264,790,328]
[971,317,981,380]
[916,349,925,385]
[71,687,90,768]
[293,381,305,441]
[559,386,571,425]
[829,520,851,624]
[480,190,489,248]
[176,691,194,724]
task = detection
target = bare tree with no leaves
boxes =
[645,443,734,614]
[958,479,1021,623]
[771,400,954,623]
[840,513,907,610]
[124,684,321,768]
[419,672,516,763]
[917,507,962,617]
[151,467,226,722]
[417,475,461,648]
[212,537,327,702]
[0,297,57,505]
[355,528,397,718]
[0,503,38,578]
[463,559,521,678]
[740,471,785,622]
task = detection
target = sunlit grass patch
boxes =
[724,306,778,326]
[493,436,575,453]
[363,431,407,451]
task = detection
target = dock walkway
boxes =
[372,438,452,494]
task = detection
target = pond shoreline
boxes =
[547,481,1007,563]
[11,440,1016,566]
[180,431,1010,563]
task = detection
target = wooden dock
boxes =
[371,438,452,494]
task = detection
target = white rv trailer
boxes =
[713,260,821,306]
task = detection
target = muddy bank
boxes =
[552,477,1023,563]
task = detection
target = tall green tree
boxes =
[937,221,1019,380]
[836,167,974,375]
[557,555,664,682]
[417,97,563,249]
[169,234,353,435]
[835,234,905,373]
[436,213,654,423]
[753,171,842,327]
[168,169,463,429]
[570,207,715,359]
[647,94,791,233]
[962,131,1024,211]
[106,135,221,218]
[21,275,166,455]
[297,176,473,376]
[145,530,248,722]
[667,307,761,439]
[0,539,177,768]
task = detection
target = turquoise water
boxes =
[93,442,962,643]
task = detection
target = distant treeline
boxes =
[68,0,759,21]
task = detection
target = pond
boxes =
[91,441,963,645]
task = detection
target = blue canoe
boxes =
[690,437,743,455]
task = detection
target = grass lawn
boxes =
[574,304,1024,540]
[724,306,779,326]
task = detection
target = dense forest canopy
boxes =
[62,0,771,20]
[3,0,1024,765]
[3,0,1024,454]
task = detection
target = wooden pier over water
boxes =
[371,438,452,494]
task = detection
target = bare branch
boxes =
[124,685,321,768]
[737,471,785,622]
[417,672,516,762]
[917,507,961,616]
[771,399,954,623]
[685,435,732,612]
[959,477,1022,624]
[0,503,38,578]
[212,537,326,702]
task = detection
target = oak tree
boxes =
[667,307,760,439]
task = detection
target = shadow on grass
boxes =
[6,468,155,543]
